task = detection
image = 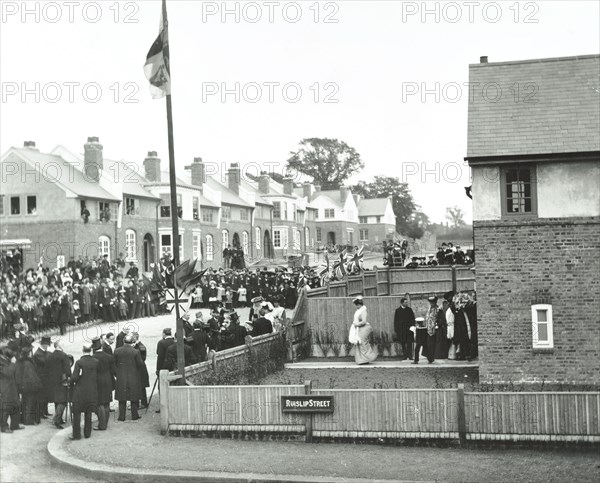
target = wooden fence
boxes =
[159,378,600,443]
[307,266,475,299]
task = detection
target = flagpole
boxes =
[162,0,186,385]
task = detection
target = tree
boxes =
[286,138,364,190]
[445,206,466,228]
[351,176,426,238]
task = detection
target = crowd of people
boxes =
[383,240,474,268]
[393,291,478,363]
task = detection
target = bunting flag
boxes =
[143,0,171,99]
[150,263,166,293]
[173,258,207,291]
[332,250,349,280]
[346,246,365,274]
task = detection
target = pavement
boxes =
[286,360,478,369]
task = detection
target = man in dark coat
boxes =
[131,333,150,408]
[46,341,72,429]
[188,321,210,363]
[57,289,70,336]
[394,298,415,360]
[165,334,197,371]
[92,337,115,430]
[33,336,52,417]
[156,328,175,375]
[70,344,98,440]
[0,348,24,433]
[252,309,273,337]
[102,332,115,355]
[115,326,130,349]
[113,335,144,421]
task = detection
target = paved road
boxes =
[0,308,253,483]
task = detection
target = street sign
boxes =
[164,288,190,313]
[281,396,334,413]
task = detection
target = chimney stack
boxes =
[353,193,361,206]
[480,56,488,63]
[258,171,270,194]
[302,182,313,200]
[187,157,206,190]
[314,185,321,197]
[228,163,241,194]
[23,141,39,151]
[340,186,349,204]
[84,136,103,182]
[283,176,294,195]
[143,151,161,182]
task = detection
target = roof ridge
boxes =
[470,53,599,67]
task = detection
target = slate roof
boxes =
[204,176,253,208]
[358,198,389,217]
[103,159,158,200]
[239,179,272,206]
[146,170,219,208]
[466,54,600,158]
[11,148,119,201]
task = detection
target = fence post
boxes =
[457,383,466,446]
[326,281,331,297]
[304,380,313,443]
[374,266,379,296]
[159,370,169,435]
[345,276,349,297]
[361,269,366,294]
[451,266,457,293]
[386,266,392,296]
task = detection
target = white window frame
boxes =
[531,304,553,349]
[272,201,281,219]
[125,229,137,261]
[359,229,368,242]
[316,228,322,243]
[294,229,301,252]
[205,234,214,261]
[98,235,110,259]
[324,208,335,219]
[125,197,138,216]
[222,229,229,249]
[202,209,214,223]
[240,208,248,221]
[273,229,281,248]
[193,232,201,260]
[304,227,309,250]
[192,197,200,221]
[255,227,261,250]
[242,231,249,255]
[221,206,231,221]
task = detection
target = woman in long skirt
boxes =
[350,296,378,365]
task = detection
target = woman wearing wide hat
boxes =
[349,296,378,365]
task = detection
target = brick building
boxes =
[466,54,600,385]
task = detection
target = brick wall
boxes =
[474,217,600,385]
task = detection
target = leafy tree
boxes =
[445,206,466,228]
[351,176,426,238]
[286,138,364,190]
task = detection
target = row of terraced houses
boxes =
[0,139,397,270]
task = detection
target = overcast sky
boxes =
[1,0,598,223]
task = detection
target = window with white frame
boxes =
[242,231,249,255]
[359,216,368,224]
[222,229,229,248]
[283,202,288,220]
[255,227,261,250]
[531,304,553,349]
[273,229,281,248]
[202,209,214,223]
[193,233,201,260]
[304,227,309,249]
[27,196,37,215]
[294,230,301,251]
[324,208,335,219]
[205,234,214,261]
[10,196,20,215]
[125,229,137,261]
[359,229,368,241]
[240,208,249,221]
[125,197,138,216]
[221,206,231,221]
[176,194,183,219]
[160,233,182,260]
[272,201,281,219]
[98,236,110,259]
[160,194,171,218]
[316,228,322,243]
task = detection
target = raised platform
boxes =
[285,360,479,369]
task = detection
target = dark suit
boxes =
[71,355,98,439]
[0,355,20,431]
[188,329,210,362]
[165,343,197,372]
[134,342,150,407]
[113,344,144,421]
[394,306,415,360]
[46,349,72,426]
[116,331,127,349]
[252,317,273,337]
[32,347,51,414]
[93,350,116,430]
[102,341,113,355]
[156,337,175,373]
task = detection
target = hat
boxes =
[91,336,102,351]
[428,254,434,258]
[443,291,455,302]
[427,296,438,303]
[163,328,172,336]
[40,336,52,345]
[251,296,264,304]
[352,295,364,303]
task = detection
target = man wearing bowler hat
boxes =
[33,336,52,418]
[91,336,115,430]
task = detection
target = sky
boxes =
[1,0,598,223]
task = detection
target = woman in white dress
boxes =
[350,295,378,365]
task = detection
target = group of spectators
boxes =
[0,327,151,437]
[393,291,478,363]
[383,240,475,268]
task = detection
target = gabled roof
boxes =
[467,54,600,158]
[204,176,253,208]
[9,148,119,201]
[358,198,390,216]
[148,170,219,208]
[103,159,158,200]
[239,179,272,206]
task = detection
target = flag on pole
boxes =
[332,250,348,280]
[346,246,365,274]
[144,0,171,99]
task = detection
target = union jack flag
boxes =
[346,246,364,274]
[332,250,349,280]
[316,253,332,284]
